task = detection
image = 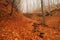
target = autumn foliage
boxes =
[0,0,60,40]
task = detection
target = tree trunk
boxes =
[41,0,46,25]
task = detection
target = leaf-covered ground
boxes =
[0,0,60,40]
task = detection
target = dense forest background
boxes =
[14,0,60,13]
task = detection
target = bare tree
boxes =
[43,0,46,13]
[47,0,52,11]
[41,0,46,25]
[10,0,21,15]
[56,0,59,8]
[57,0,60,8]
[52,0,56,9]
[9,0,15,16]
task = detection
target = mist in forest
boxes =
[15,0,60,13]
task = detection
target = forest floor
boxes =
[0,0,60,40]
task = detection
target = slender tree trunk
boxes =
[59,0,60,8]
[10,0,15,16]
[41,0,46,25]
[56,0,59,8]
[43,0,46,13]
[57,0,60,8]
[48,0,51,12]
[26,0,28,13]
[52,0,55,9]
[50,0,53,11]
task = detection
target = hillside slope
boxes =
[0,0,60,40]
